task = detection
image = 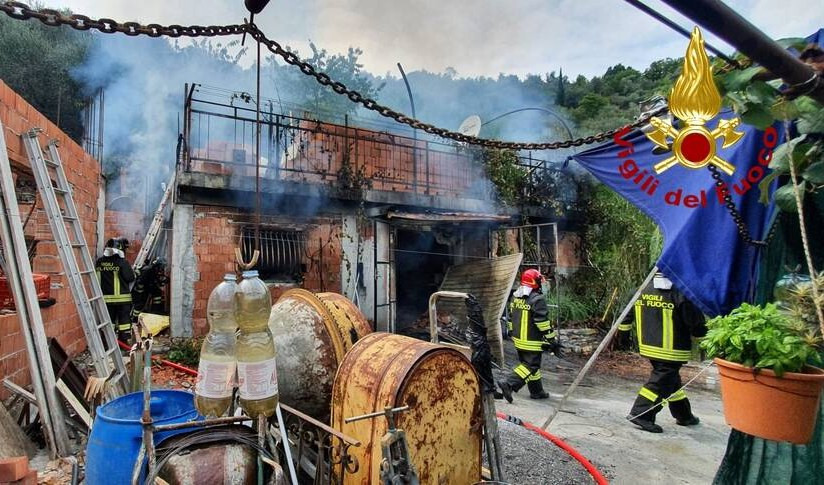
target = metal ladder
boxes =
[133,173,174,271]
[22,130,128,396]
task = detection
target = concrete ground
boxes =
[492,345,730,484]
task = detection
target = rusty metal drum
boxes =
[331,332,483,484]
[268,289,372,421]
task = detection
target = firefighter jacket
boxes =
[508,289,555,352]
[619,279,706,362]
[95,249,135,304]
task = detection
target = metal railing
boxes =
[181,87,574,205]
[278,403,360,484]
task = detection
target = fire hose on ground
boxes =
[496,412,610,485]
[117,340,199,377]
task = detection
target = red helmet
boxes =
[520,269,543,289]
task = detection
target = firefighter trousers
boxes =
[629,359,693,423]
[106,302,132,340]
[506,349,546,395]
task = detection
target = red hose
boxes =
[496,412,609,485]
[117,340,199,376]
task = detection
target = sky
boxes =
[48,0,824,79]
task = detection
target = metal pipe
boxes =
[397,62,418,191]
[153,415,253,432]
[660,0,824,104]
[255,39,262,253]
[622,0,738,65]
[482,107,574,141]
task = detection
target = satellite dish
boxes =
[458,115,482,138]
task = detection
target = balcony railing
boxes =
[180,86,574,206]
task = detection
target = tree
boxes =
[272,42,383,117]
[0,9,91,141]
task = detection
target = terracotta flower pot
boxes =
[715,357,824,444]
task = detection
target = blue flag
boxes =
[573,117,782,317]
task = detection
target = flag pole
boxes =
[541,266,658,429]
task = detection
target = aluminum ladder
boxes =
[22,130,128,396]
[133,173,174,271]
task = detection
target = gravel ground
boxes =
[486,419,596,485]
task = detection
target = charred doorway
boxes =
[394,228,452,332]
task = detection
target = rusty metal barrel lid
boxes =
[268,289,372,421]
[331,332,482,485]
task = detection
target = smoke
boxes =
[71,31,578,222]
[72,35,253,214]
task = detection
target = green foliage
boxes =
[478,149,527,206]
[0,6,92,141]
[573,184,662,324]
[700,303,822,376]
[167,338,202,368]
[274,42,383,116]
[546,288,598,325]
[715,57,824,212]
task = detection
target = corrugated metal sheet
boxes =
[436,253,523,365]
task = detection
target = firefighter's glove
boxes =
[542,337,564,358]
[617,331,632,351]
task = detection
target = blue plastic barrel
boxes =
[85,390,200,485]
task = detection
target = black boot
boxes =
[676,415,700,426]
[629,416,663,433]
[527,380,549,400]
[497,381,514,403]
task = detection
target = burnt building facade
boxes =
[169,86,580,336]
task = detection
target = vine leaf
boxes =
[774,181,806,213]
[802,160,824,184]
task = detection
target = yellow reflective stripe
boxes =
[639,344,691,361]
[639,386,658,402]
[512,338,544,351]
[117,323,132,331]
[669,389,687,402]
[526,371,542,382]
[535,320,551,332]
[96,269,101,283]
[662,308,673,350]
[634,303,643,346]
[544,330,557,340]
[514,364,531,379]
[618,323,632,331]
[104,294,133,303]
[114,269,120,296]
[520,309,528,341]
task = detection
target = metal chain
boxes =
[0,2,246,37]
[245,23,668,150]
[0,1,666,151]
[707,164,781,247]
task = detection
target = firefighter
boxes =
[96,237,135,342]
[618,272,706,433]
[498,268,561,402]
[131,257,168,322]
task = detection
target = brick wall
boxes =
[104,209,145,264]
[189,205,342,336]
[0,80,101,399]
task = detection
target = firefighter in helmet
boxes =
[498,268,560,401]
[618,271,706,433]
[96,237,135,341]
[131,257,169,322]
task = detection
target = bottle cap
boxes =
[224,273,237,281]
[242,270,259,278]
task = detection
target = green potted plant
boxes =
[700,301,824,443]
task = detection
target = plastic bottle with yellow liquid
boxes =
[236,270,278,418]
[195,273,238,417]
